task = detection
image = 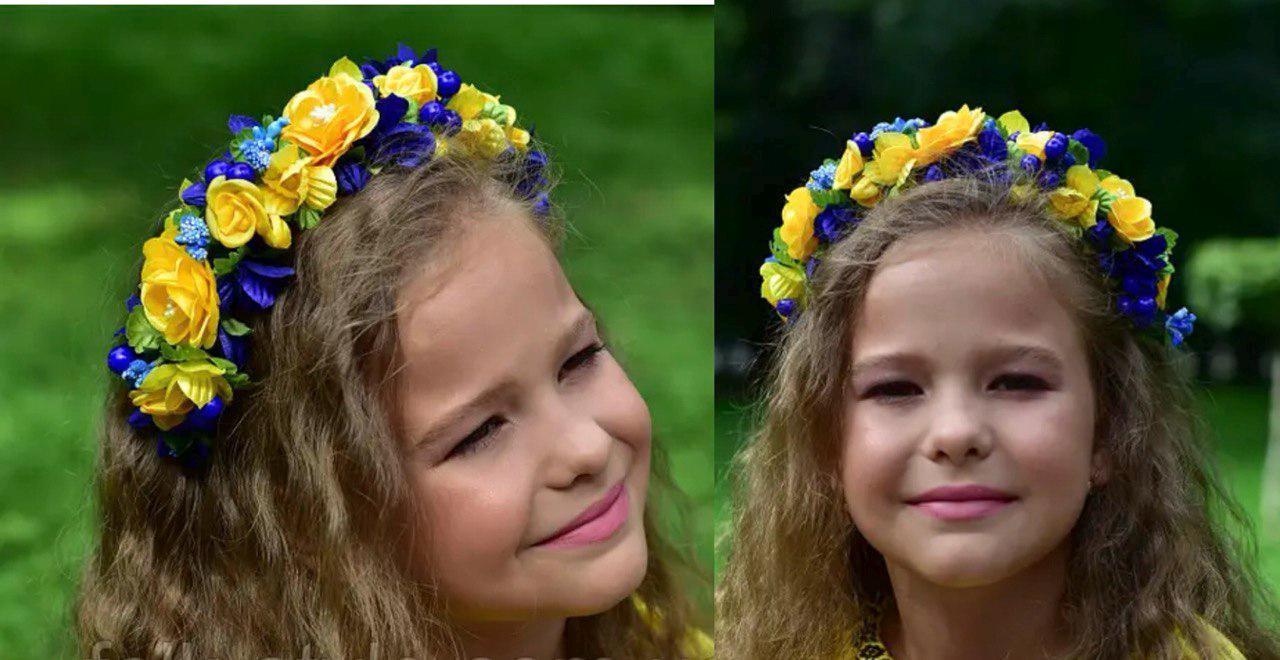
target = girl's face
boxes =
[394,208,651,622]
[840,229,1101,589]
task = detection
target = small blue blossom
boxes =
[1020,154,1041,174]
[977,127,1007,161]
[1165,307,1196,347]
[776,298,798,319]
[174,213,210,261]
[814,206,855,243]
[122,358,157,387]
[807,162,837,191]
[1071,128,1107,168]
[870,117,927,139]
[923,165,945,182]
[239,137,275,172]
[852,132,873,158]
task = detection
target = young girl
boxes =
[718,106,1280,658]
[78,45,710,659]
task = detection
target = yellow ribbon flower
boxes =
[457,118,510,159]
[205,176,291,250]
[1014,130,1055,160]
[447,83,500,121]
[1100,174,1155,242]
[1048,165,1101,227]
[372,63,438,105]
[281,58,380,168]
[779,187,820,261]
[759,259,805,307]
[1156,272,1171,310]
[915,104,985,166]
[139,229,220,349]
[129,360,234,431]
[863,132,917,187]
[848,175,882,207]
[833,140,864,191]
[261,142,338,217]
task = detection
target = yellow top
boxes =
[632,594,714,659]
[847,607,1243,659]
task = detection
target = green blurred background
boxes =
[0,6,712,654]
[714,0,1280,602]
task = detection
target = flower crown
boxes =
[105,44,550,468]
[759,105,1196,348]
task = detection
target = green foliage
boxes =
[296,205,321,230]
[124,305,162,352]
[212,245,246,276]
[220,318,252,336]
[1187,239,1280,335]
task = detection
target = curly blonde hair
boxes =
[77,150,705,659]
[717,175,1280,659]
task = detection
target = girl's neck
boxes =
[880,541,1073,660]
[454,616,567,660]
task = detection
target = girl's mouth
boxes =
[532,481,629,548]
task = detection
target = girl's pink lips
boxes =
[906,483,1018,521]
[533,481,629,548]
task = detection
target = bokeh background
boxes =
[715,0,1280,597]
[0,6,712,654]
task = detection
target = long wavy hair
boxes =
[717,174,1280,658]
[76,148,705,659]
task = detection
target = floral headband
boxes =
[105,44,549,468]
[759,105,1196,348]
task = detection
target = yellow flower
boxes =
[1097,174,1154,242]
[759,259,805,307]
[507,126,531,151]
[1048,165,1100,227]
[205,176,291,249]
[848,175,882,207]
[1156,272,1171,310]
[1015,130,1054,160]
[447,84,500,122]
[372,63,438,105]
[130,361,233,431]
[833,140,864,191]
[261,143,338,217]
[140,230,220,349]
[456,118,510,159]
[863,132,917,187]
[779,187,820,261]
[281,67,380,168]
[916,104,985,166]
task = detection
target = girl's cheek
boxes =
[591,356,653,460]
[417,470,535,573]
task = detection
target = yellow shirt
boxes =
[632,594,714,659]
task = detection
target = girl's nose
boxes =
[920,385,994,465]
[544,399,613,490]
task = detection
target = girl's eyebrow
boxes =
[849,344,1065,379]
[413,308,599,450]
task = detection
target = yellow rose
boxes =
[1107,195,1155,242]
[1099,174,1135,198]
[205,176,292,249]
[130,361,233,431]
[457,118,510,159]
[140,231,220,349]
[282,71,379,167]
[848,175,882,207]
[507,126,531,151]
[863,132,917,187]
[779,187,820,261]
[759,260,805,307]
[261,143,338,217]
[447,84,500,121]
[1047,165,1100,227]
[373,63,438,105]
[1015,130,1054,159]
[833,140,864,191]
[916,104,985,166]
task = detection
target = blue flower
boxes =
[239,137,275,172]
[122,358,157,388]
[1116,294,1158,327]
[533,191,552,216]
[368,122,435,168]
[852,132,873,157]
[870,117,926,139]
[180,180,207,207]
[336,159,371,195]
[776,298,798,319]
[1044,132,1068,162]
[217,325,249,368]
[807,162,837,191]
[1038,169,1062,190]
[814,206,855,243]
[923,165,945,182]
[1165,307,1196,347]
[219,259,295,312]
[174,212,210,261]
[1071,128,1107,168]
[977,127,1008,161]
[1020,154,1041,174]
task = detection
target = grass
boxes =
[0,7,712,655]
[714,384,1280,606]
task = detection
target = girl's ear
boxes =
[1089,448,1112,487]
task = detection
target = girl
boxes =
[78,45,710,659]
[718,106,1280,658]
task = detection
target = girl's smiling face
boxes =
[394,208,651,622]
[841,229,1102,589]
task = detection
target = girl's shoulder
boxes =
[631,594,714,659]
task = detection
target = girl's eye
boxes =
[864,380,922,400]
[447,416,506,460]
[559,342,606,381]
[991,373,1050,392]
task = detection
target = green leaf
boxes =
[1067,140,1090,169]
[1093,169,1113,181]
[345,146,366,162]
[125,306,163,352]
[212,246,246,276]
[329,56,363,81]
[160,343,209,362]
[809,189,849,209]
[404,100,420,122]
[997,110,1030,136]
[221,318,252,336]
[208,357,240,374]
[297,206,322,230]
[224,372,251,388]
[1156,227,1179,254]
[160,431,195,456]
